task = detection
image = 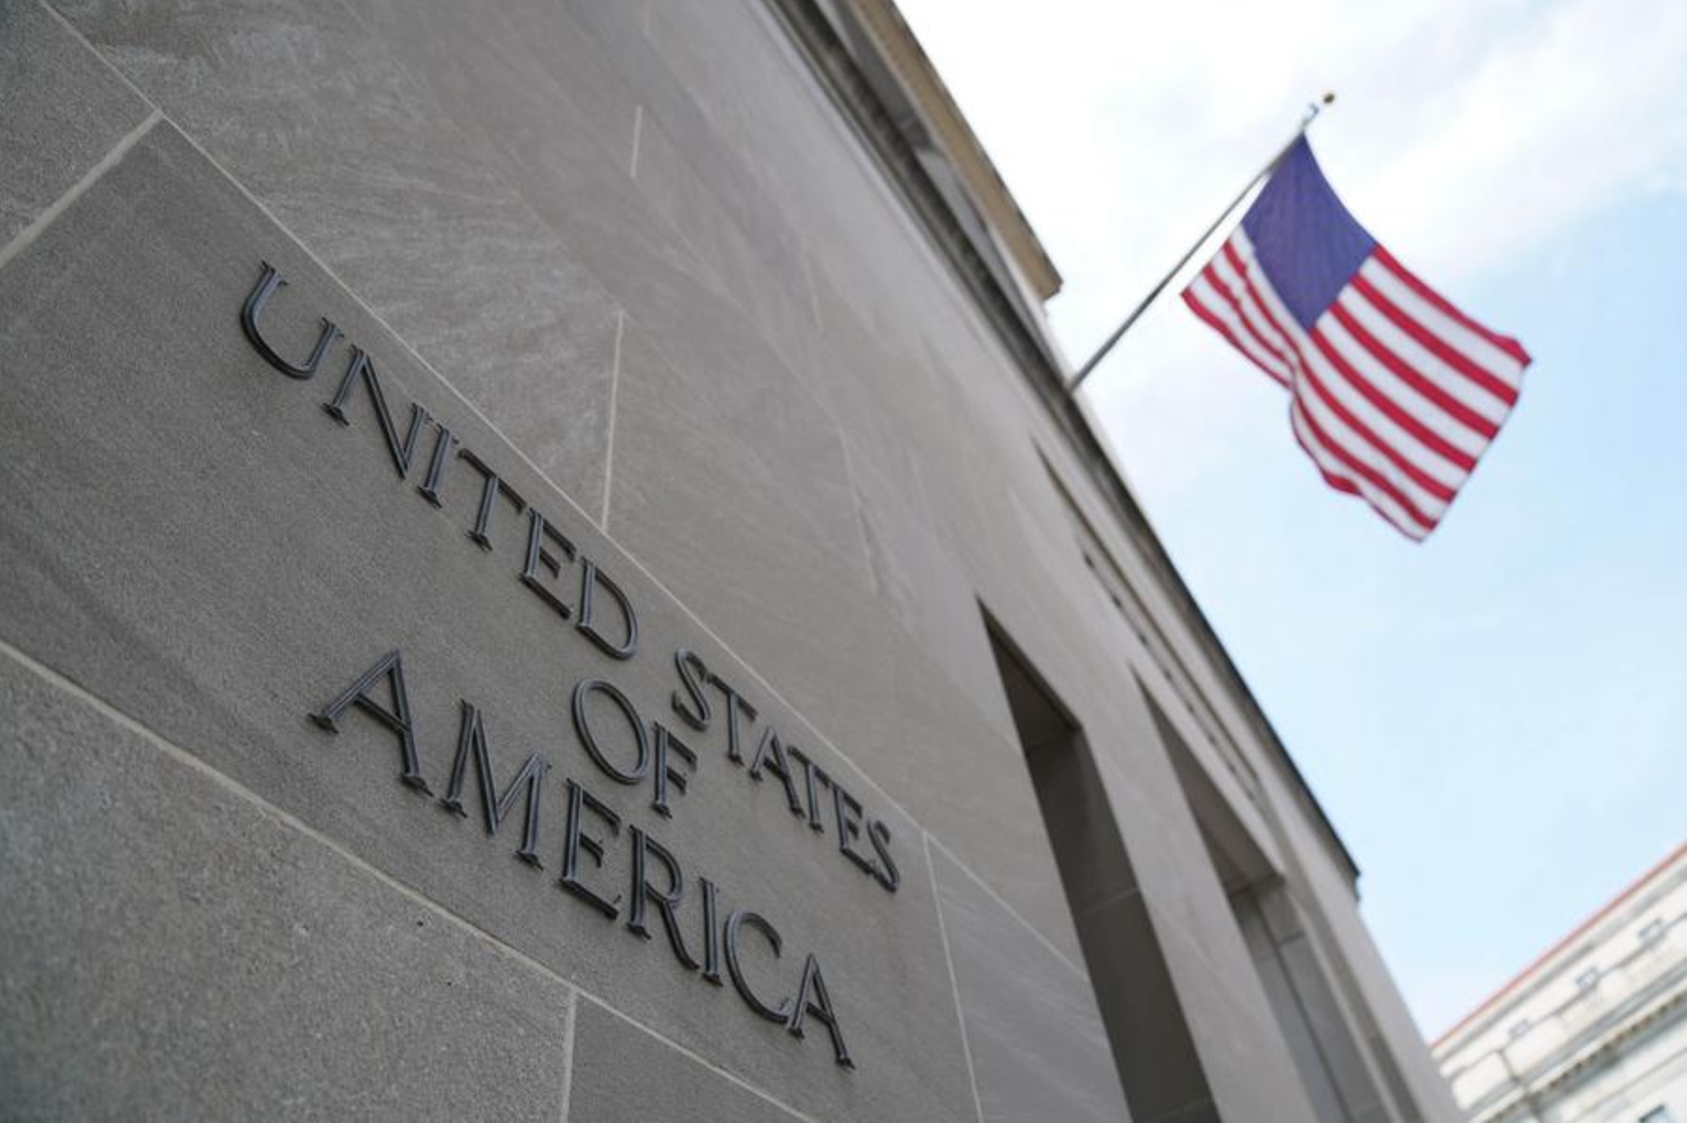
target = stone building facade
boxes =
[0,0,1458,1118]
[1435,846,1687,1123]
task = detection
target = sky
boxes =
[900,0,1687,1038]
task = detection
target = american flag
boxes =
[1182,137,1530,541]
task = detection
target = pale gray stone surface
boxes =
[604,316,889,776]
[930,845,1130,1122]
[1247,929,1353,1121]
[870,640,1087,968]
[0,0,151,247]
[558,0,825,385]
[1238,886,1391,1121]
[54,0,623,521]
[0,648,572,1121]
[0,119,972,1120]
[567,998,799,1123]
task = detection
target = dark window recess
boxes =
[1148,686,1405,1123]
[985,616,1218,1123]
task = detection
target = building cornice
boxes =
[1479,988,1687,1122]
[1434,843,1688,1050]
[845,0,1062,302]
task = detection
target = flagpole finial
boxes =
[1303,91,1336,128]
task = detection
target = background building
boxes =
[1434,845,1687,1123]
[1,0,1458,1118]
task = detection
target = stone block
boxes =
[630,101,815,388]
[55,0,622,519]
[0,648,572,1121]
[0,0,152,248]
[568,997,798,1122]
[930,845,1130,1122]
[604,316,888,772]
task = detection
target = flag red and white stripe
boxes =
[1182,139,1529,540]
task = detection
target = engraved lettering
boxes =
[458,448,526,550]
[571,678,651,784]
[868,818,900,893]
[520,508,577,619]
[699,876,723,986]
[559,777,621,918]
[241,261,342,380]
[789,953,852,1068]
[308,649,429,793]
[416,421,458,507]
[788,747,830,833]
[707,672,757,765]
[322,347,431,479]
[831,783,877,877]
[627,826,701,970]
[576,557,639,660]
[438,700,548,867]
[748,725,805,816]
[723,909,793,1023]
[671,647,712,732]
[650,721,697,818]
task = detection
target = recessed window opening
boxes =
[983,610,1217,1122]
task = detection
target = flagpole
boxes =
[1066,93,1335,394]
